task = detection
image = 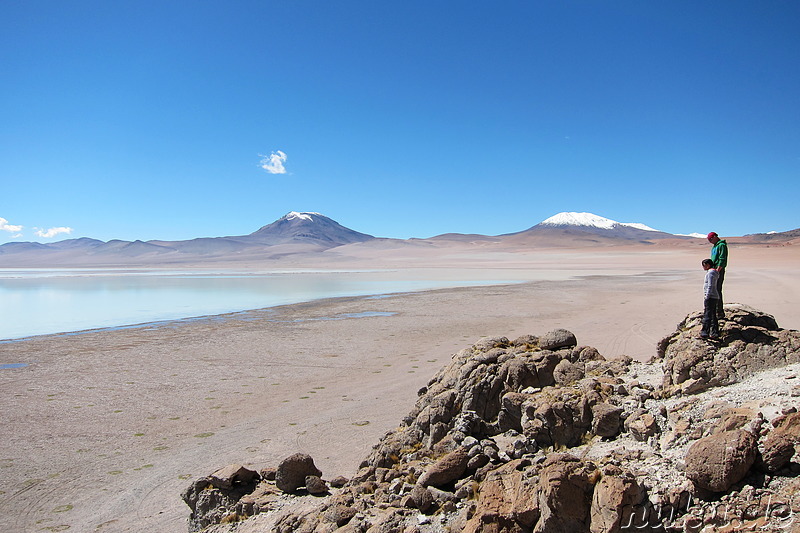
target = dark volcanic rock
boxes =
[275,453,322,493]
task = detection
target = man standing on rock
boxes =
[707,232,728,319]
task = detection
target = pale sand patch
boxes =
[0,245,797,533]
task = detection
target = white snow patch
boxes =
[283,212,322,222]
[622,222,661,232]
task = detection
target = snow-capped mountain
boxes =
[538,212,663,233]
[507,211,682,243]
[249,212,374,245]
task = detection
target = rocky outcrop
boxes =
[658,303,800,396]
[183,306,800,533]
[182,464,261,531]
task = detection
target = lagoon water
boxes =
[0,268,559,341]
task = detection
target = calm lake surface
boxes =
[0,268,569,341]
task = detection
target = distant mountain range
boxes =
[0,212,374,266]
[0,211,796,267]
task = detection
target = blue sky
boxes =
[1,1,799,244]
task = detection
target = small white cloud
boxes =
[35,226,73,239]
[259,150,288,174]
[0,217,23,233]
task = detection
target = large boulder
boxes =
[534,454,597,532]
[761,412,800,472]
[684,429,758,492]
[591,402,623,438]
[539,328,578,351]
[590,465,643,533]
[463,458,540,532]
[208,464,259,490]
[418,446,470,488]
[275,453,322,493]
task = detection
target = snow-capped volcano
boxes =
[539,212,662,233]
[504,211,681,244]
[249,212,374,245]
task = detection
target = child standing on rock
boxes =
[701,259,720,340]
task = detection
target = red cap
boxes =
[707,232,718,239]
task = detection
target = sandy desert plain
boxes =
[1,238,798,533]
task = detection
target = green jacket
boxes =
[711,239,728,269]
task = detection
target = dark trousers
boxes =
[702,298,720,337]
[716,268,725,317]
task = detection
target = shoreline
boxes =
[0,264,656,343]
[0,266,581,342]
[1,250,798,533]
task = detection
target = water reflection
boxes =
[0,269,533,340]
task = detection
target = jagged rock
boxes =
[503,351,560,391]
[711,407,758,434]
[684,429,758,492]
[762,432,796,473]
[181,468,261,532]
[659,304,800,396]
[275,453,322,493]
[498,392,530,432]
[451,455,606,532]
